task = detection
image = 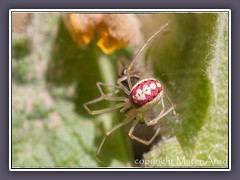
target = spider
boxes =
[83,22,176,161]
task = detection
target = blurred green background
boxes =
[12,12,229,168]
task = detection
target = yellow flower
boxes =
[65,13,143,55]
[66,14,103,48]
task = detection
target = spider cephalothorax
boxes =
[83,22,175,161]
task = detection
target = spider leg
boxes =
[83,97,128,115]
[164,92,176,115]
[145,98,165,126]
[96,115,134,162]
[117,76,130,95]
[126,22,170,89]
[119,102,132,113]
[145,96,175,126]
[96,82,126,101]
[128,119,161,145]
[83,80,129,115]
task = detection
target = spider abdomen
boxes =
[130,78,163,111]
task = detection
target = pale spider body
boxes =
[83,22,175,161]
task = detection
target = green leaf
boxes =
[144,13,228,167]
